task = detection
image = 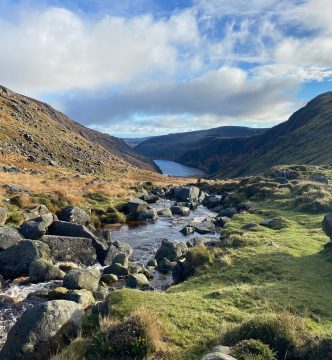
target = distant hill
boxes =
[123,137,154,148]
[177,92,332,177]
[0,85,155,174]
[135,126,267,162]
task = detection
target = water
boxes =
[0,199,217,347]
[154,160,205,177]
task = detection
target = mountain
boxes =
[122,137,154,148]
[0,85,155,174]
[176,92,332,177]
[135,126,267,161]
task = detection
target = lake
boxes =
[154,159,205,177]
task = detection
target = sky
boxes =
[0,0,331,137]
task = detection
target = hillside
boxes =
[0,85,155,174]
[135,126,267,161]
[173,92,332,178]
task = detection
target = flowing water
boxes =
[0,199,217,347]
[154,160,205,177]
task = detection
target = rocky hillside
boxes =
[135,126,267,161]
[166,92,332,178]
[0,85,155,174]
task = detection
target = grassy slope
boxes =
[104,204,332,359]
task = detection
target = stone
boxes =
[29,259,65,283]
[47,221,107,264]
[112,253,129,267]
[0,207,7,225]
[93,288,108,301]
[323,213,332,240]
[127,273,150,289]
[104,263,129,277]
[103,241,133,266]
[204,195,223,209]
[186,237,209,248]
[173,186,200,203]
[19,220,47,240]
[156,257,177,273]
[147,258,158,267]
[3,183,31,194]
[63,268,100,291]
[58,205,91,226]
[180,226,195,235]
[218,208,237,218]
[213,216,231,228]
[139,193,159,204]
[135,208,158,221]
[260,217,289,230]
[155,239,183,262]
[100,273,118,285]
[24,205,50,221]
[202,345,236,360]
[65,289,95,309]
[241,223,258,230]
[157,208,173,217]
[0,226,23,250]
[194,221,216,234]
[42,235,97,266]
[48,287,68,300]
[126,199,149,213]
[0,240,50,280]
[0,300,84,360]
[170,206,190,216]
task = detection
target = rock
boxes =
[139,193,159,204]
[194,221,216,234]
[276,177,289,184]
[157,208,173,217]
[171,206,190,216]
[63,268,100,291]
[186,237,209,248]
[241,223,258,230]
[204,195,223,209]
[47,221,108,263]
[58,205,91,226]
[126,199,149,213]
[0,226,23,250]
[0,274,5,289]
[0,240,50,280]
[180,226,195,236]
[157,257,177,273]
[147,258,157,267]
[3,183,30,194]
[155,239,183,262]
[202,345,236,360]
[136,208,158,221]
[93,288,108,301]
[65,289,95,309]
[103,241,133,266]
[260,217,289,230]
[19,220,47,240]
[173,186,200,203]
[103,263,129,277]
[0,300,84,360]
[100,273,118,285]
[29,259,65,283]
[93,228,112,244]
[213,216,231,228]
[323,213,332,240]
[24,205,50,221]
[311,174,329,184]
[34,213,57,228]
[112,253,129,267]
[0,207,7,225]
[127,273,150,289]
[42,235,97,266]
[218,208,237,218]
[48,287,68,300]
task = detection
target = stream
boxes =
[0,199,217,347]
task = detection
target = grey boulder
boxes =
[0,226,23,250]
[171,206,190,216]
[58,205,91,226]
[103,240,133,266]
[155,239,183,262]
[157,208,173,217]
[127,273,150,289]
[29,259,65,283]
[0,207,7,225]
[63,268,100,291]
[19,220,47,240]
[323,213,332,240]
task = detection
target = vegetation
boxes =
[231,339,277,360]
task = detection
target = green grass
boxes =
[103,204,332,359]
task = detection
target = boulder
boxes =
[126,199,149,213]
[204,195,223,209]
[139,193,159,204]
[93,228,112,244]
[103,263,129,277]
[323,213,332,240]
[173,186,200,203]
[218,208,237,218]
[171,206,190,216]
[42,235,97,266]
[24,205,50,221]
[213,216,231,228]
[103,241,133,266]
[202,345,236,360]
[34,213,57,228]
[63,268,100,291]
[0,207,7,225]
[3,183,30,194]
[65,289,95,309]
[194,221,216,235]
[29,259,65,283]
[156,257,177,273]
[241,223,258,231]
[180,226,195,236]
[0,240,50,280]
[155,239,183,262]
[47,221,108,263]
[112,253,129,267]
[58,205,91,226]
[147,258,157,267]
[260,217,289,230]
[0,300,84,360]
[48,287,68,300]
[157,208,173,217]
[127,273,150,289]
[19,220,47,240]
[135,208,158,221]
[0,226,23,250]
[186,237,209,248]
[100,273,118,285]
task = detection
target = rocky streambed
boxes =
[0,185,242,357]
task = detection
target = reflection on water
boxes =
[154,159,205,177]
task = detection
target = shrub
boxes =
[223,314,308,360]
[86,309,164,360]
[231,339,277,360]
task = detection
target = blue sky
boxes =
[0,0,331,137]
